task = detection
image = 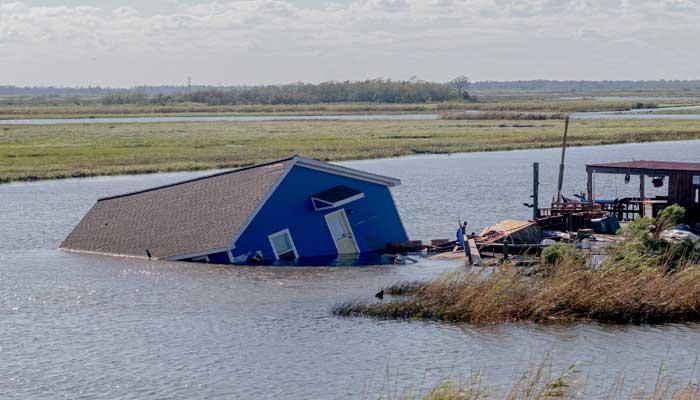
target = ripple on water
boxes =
[2,140,700,399]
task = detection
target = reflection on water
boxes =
[573,105,700,120]
[3,105,700,125]
[2,140,700,399]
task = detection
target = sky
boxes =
[1,0,699,87]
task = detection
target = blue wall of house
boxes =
[230,165,407,261]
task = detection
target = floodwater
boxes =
[562,96,700,102]
[2,140,700,399]
[572,105,700,120]
[4,105,700,125]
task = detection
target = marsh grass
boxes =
[335,251,700,324]
[441,112,567,120]
[0,102,473,119]
[1,98,694,119]
[2,118,700,183]
[334,210,700,325]
[389,357,700,400]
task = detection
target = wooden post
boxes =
[464,233,473,264]
[640,174,646,217]
[532,162,540,220]
[466,238,482,266]
[587,170,594,205]
[556,116,570,203]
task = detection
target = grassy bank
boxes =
[3,118,700,183]
[2,98,698,120]
[0,102,473,120]
[442,111,567,120]
[335,208,700,325]
[402,357,700,400]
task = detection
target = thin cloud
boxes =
[1,0,698,86]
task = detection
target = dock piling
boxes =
[532,162,540,220]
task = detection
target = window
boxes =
[695,176,700,204]
[268,229,298,260]
[694,176,700,185]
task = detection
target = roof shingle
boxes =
[60,159,292,259]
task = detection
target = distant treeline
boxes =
[470,80,700,92]
[0,85,250,99]
[5,79,700,104]
[102,80,460,105]
[184,80,458,105]
[0,85,115,98]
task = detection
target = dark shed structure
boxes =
[585,160,700,222]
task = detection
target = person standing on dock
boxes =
[456,221,468,248]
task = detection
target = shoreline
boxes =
[3,137,700,185]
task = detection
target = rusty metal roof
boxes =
[60,158,293,259]
[586,160,700,175]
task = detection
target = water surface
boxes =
[2,140,700,399]
[3,105,700,125]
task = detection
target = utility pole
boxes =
[187,76,192,92]
[556,116,570,203]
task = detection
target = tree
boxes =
[449,76,471,100]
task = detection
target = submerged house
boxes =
[60,156,408,264]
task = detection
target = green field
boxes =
[3,118,700,183]
[2,98,699,120]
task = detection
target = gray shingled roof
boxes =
[60,158,293,259]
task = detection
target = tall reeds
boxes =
[397,357,700,400]
[335,208,700,324]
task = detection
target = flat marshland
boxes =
[2,97,699,119]
[0,102,466,119]
[3,118,700,183]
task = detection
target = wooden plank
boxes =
[467,238,482,265]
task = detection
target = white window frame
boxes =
[267,229,299,260]
[311,192,365,211]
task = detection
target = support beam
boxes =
[587,171,594,205]
[556,116,570,203]
[640,174,646,217]
[467,238,482,266]
[532,162,539,220]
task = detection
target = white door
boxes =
[324,209,359,254]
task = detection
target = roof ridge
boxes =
[98,156,296,202]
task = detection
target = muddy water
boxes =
[2,140,700,399]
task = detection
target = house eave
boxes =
[162,246,233,261]
[294,156,402,187]
[59,247,150,260]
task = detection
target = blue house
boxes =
[60,156,408,264]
